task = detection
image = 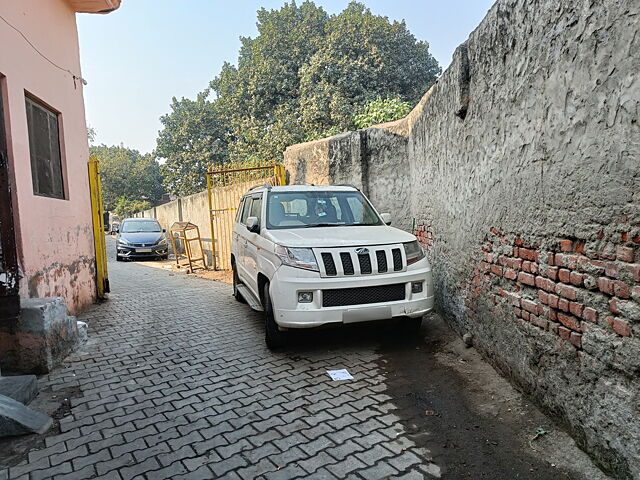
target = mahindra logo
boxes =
[355,247,369,255]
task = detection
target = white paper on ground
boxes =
[327,369,353,381]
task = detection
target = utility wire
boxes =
[0,13,86,85]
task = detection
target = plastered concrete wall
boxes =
[285,129,413,229]
[0,0,96,314]
[283,0,640,477]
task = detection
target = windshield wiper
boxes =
[304,223,345,228]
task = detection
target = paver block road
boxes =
[0,237,607,479]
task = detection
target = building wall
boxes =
[283,0,640,477]
[0,0,96,314]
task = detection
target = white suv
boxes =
[231,185,434,348]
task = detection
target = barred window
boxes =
[25,96,65,199]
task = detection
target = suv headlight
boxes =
[157,237,168,246]
[404,240,425,265]
[276,246,319,272]
[117,238,130,246]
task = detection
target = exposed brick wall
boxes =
[470,229,640,354]
[414,222,434,252]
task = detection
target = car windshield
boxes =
[266,190,382,229]
[121,221,161,233]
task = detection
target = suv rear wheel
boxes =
[263,282,286,349]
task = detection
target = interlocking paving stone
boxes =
[95,453,135,476]
[209,453,248,477]
[119,457,161,479]
[358,461,399,480]
[326,457,367,477]
[0,248,442,479]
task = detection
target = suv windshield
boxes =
[121,221,162,233]
[266,191,382,229]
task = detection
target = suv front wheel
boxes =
[263,282,286,349]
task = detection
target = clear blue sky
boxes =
[78,0,495,154]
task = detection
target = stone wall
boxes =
[283,0,640,477]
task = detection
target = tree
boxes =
[156,0,440,185]
[354,96,413,129]
[155,90,228,196]
[300,2,440,135]
[210,1,328,163]
[90,145,164,211]
[87,125,96,144]
[113,195,152,218]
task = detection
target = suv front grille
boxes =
[322,283,406,307]
[392,248,403,271]
[376,250,388,273]
[358,253,372,274]
[317,246,405,276]
[340,252,355,275]
[322,253,337,276]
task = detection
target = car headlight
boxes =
[157,237,168,246]
[276,245,319,272]
[117,238,131,246]
[404,240,425,265]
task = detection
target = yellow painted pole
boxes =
[88,154,109,298]
[206,170,218,270]
[276,164,286,185]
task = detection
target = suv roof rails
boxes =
[247,183,272,192]
[334,183,360,190]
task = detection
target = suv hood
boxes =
[263,225,416,248]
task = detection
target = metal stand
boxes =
[169,222,207,273]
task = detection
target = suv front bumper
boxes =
[270,259,434,328]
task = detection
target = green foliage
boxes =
[87,125,96,144]
[155,90,229,197]
[300,2,439,136]
[90,145,164,211]
[156,0,441,193]
[304,126,345,142]
[210,1,328,165]
[113,195,152,218]
[353,96,413,129]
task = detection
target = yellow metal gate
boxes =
[88,154,109,298]
[206,164,286,270]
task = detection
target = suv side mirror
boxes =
[380,213,392,225]
[162,228,166,233]
[246,216,260,233]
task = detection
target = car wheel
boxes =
[116,254,122,262]
[232,262,246,303]
[263,282,286,349]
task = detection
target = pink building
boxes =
[0,0,120,372]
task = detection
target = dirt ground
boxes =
[135,255,233,283]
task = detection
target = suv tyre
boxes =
[263,282,286,349]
